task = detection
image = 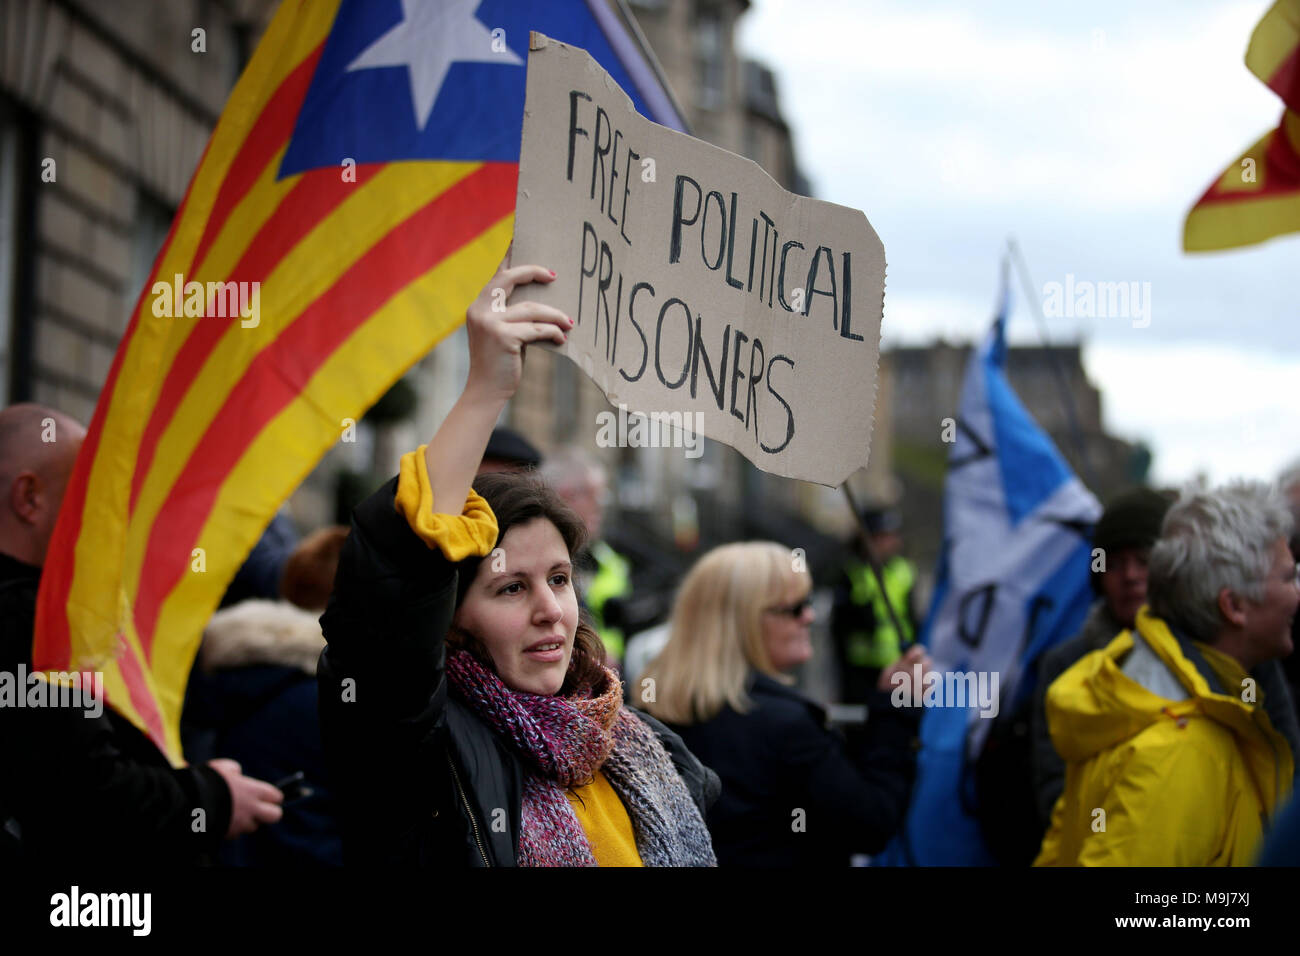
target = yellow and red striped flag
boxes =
[1184,0,1300,251]
[1247,0,1300,109]
[33,0,684,764]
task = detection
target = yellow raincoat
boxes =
[1035,607,1294,866]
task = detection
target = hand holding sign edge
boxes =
[423,260,567,516]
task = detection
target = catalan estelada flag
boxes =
[1184,0,1300,251]
[33,0,684,764]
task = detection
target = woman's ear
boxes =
[447,622,470,649]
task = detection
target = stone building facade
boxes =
[0,0,275,424]
[8,1,1073,583]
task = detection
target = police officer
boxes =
[830,507,919,704]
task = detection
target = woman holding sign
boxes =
[317,261,717,867]
[641,543,926,866]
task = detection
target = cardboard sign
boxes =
[510,33,885,487]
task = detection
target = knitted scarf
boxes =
[444,650,715,867]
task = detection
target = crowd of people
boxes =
[1,261,1298,867]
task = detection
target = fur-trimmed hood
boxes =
[201,599,325,675]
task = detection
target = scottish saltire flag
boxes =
[1184,0,1300,251]
[879,279,1100,865]
[33,0,684,764]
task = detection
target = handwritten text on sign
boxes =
[510,33,886,486]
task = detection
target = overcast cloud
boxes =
[736,0,1298,487]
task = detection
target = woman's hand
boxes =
[422,259,568,515]
[465,262,570,404]
[877,644,931,694]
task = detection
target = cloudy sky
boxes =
[736,0,1297,488]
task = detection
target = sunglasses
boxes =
[765,596,812,618]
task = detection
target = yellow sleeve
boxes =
[393,444,499,562]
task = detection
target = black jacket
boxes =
[668,673,918,866]
[317,477,718,867]
[185,662,342,867]
[0,551,232,865]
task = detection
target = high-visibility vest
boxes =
[845,556,915,669]
[587,540,630,659]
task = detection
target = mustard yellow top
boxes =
[394,445,644,866]
[565,772,644,867]
[394,444,499,560]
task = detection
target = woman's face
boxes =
[761,577,815,672]
[452,518,579,695]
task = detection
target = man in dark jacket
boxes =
[1030,487,1170,829]
[0,403,281,864]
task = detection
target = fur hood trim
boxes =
[201,599,325,674]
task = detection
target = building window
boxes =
[0,97,35,403]
[0,105,19,402]
[695,7,725,111]
[130,190,174,307]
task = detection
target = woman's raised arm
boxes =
[423,262,568,512]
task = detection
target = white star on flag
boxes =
[346,0,523,132]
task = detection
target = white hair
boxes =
[1147,481,1293,642]
[1279,457,1300,495]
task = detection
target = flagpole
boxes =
[840,481,914,654]
[610,0,694,135]
[1005,238,1099,490]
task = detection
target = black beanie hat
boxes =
[483,427,542,469]
[1093,487,1172,555]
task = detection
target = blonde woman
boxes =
[642,542,926,866]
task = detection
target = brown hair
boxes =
[448,469,608,695]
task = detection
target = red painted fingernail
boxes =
[567,316,574,326]
[548,270,556,277]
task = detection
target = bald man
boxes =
[0,404,85,671]
[0,403,282,864]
